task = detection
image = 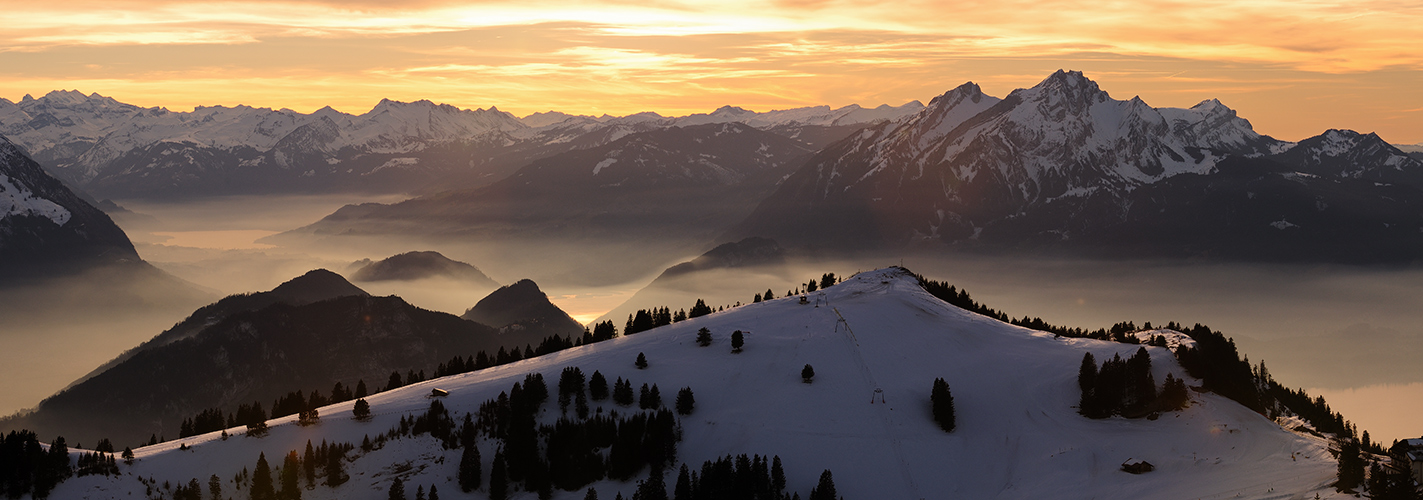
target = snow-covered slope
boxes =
[50,268,1339,499]
[0,133,142,277]
[1270,129,1423,188]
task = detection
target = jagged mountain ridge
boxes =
[726,71,1423,262]
[0,92,919,198]
[45,268,1340,499]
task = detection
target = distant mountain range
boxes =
[273,122,819,245]
[0,91,920,199]
[726,71,1423,263]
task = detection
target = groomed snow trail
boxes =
[832,303,923,499]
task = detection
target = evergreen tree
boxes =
[590,371,609,400]
[675,387,695,415]
[731,331,744,352]
[325,446,345,487]
[1367,463,1387,498]
[209,474,222,500]
[303,440,316,486]
[771,456,786,495]
[808,470,836,500]
[753,293,762,303]
[415,485,425,500]
[576,389,590,419]
[674,464,692,500]
[689,299,713,318]
[636,352,649,369]
[802,364,815,383]
[634,471,668,500]
[355,380,369,398]
[353,398,371,420]
[931,378,956,432]
[1160,373,1189,410]
[819,273,836,289]
[696,328,712,347]
[1078,352,1097,394]
[388,476,405,500]
[490,451,508,500]
[764,289,775,300]
[1336,439,1364,492]
[806,279,818,292]
[459,443,481,492]
[429,485,439,500]
[251,453,276,500]
[614,378,635,406]
[386,372,403,392]
[280,450,301,500]
[585,488,599,500]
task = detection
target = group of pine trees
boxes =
[243,438,355,499]
[626,295,759,336]
[0,431,72,499]
[668,454,791,500]
[175,326,615,444]
[1077,348,1188,418]
[386,477,441,500]
[458,369,685,498]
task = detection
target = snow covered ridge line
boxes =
[25,267,1358,499]
[0,90,921,155]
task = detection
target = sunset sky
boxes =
[2,0,1420,143]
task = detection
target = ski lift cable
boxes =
[831,306,923,498]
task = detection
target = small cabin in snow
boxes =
[431,388,449,398]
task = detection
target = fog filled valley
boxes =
[7,69,1423,499]
[7,191,1423,446]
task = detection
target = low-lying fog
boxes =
[5,193,1423,444]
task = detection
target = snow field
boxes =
[53,268,1341,499]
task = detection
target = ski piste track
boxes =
[829,278,925,500]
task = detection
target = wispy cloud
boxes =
[0,0,1419,142]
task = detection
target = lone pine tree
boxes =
[675,387,695,415]
[802,364,815,383]
[931,378,956,432]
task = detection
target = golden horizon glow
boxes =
[1,0,1420,143]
